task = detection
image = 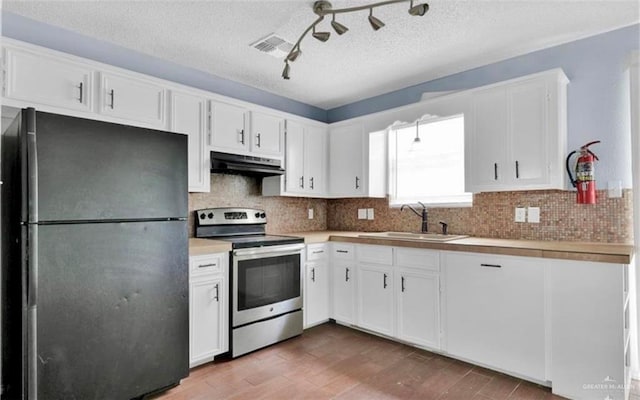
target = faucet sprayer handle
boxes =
[439,221,448,235]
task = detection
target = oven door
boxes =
[232,244,304,327]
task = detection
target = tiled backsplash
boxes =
[190,175,632,243]
[188,174,328,235]
[327,190,633,243]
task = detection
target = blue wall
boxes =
[1,12,328,122]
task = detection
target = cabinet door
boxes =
[99,72,166,128]
[189,276,225,367]
[5,48,93,113]
[210,100,247,151]
[171,91,209,193]
[329,123,365,197]
[285,120,305,194]
[357,264,394,336]
[443,252,545,381]
[397,270,440,349]
[251,111,283,156]
[304,126,327,194]
[466,87,508,192]
[332,262,355,324]
[509,78,550,186]
[305,261,330,328]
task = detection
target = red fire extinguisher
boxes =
[566,141,601,204]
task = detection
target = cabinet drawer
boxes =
[190,254,224,276]
[357,245,393,266]
[332,243,355,260]
[396,248,439,271]
[307,244,328,261]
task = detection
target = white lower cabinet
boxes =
[189,253,228,368]
[304,244,330,328]
[332,260,356,325]
[442,252,546,382]
[357,263,394,336]
[396,269,440,349]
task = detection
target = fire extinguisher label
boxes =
[577,162,594,181]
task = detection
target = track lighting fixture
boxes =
[282,0,430,79]
[368,8,385,31]
[331,15,349,35]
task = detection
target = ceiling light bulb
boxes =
[331,15,349,35]
[408,1,429,16]
[287,48,301,62]
[368,8,385,31]
[312,25,331,42]
[282,63,290,80]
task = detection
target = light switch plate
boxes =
[608,180,622,198]
[308,208,314,219]
[515,207,526,223]
[358,209,367,219]
[367,208,375,220]
[528,207,540,223]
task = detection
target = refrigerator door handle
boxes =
[26,108,38,223]
[27,224,38,399]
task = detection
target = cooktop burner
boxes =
[194,208,304,249]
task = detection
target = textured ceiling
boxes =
[4,0,639,109]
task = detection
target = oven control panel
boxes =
[195,208,266,226]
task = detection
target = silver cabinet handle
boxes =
[355,176,360,189]
[345,267,350,282]
[213,283,219,302]
[311,268,315,282]
[383,273,388,289]
[515,160,520,179]
[494,163,498,180]
[109,89,115,109]
[336,250,349,254]
[312,250,324,254]
[198,263,217,269]
[77,82,84,103]
[310,177,314,190]
[300,176,304,189]
[401,276,405,292]
[256,133,261,147]
[481,263,502,268]
[239,129,245,145]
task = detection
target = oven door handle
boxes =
[233,243,305,257]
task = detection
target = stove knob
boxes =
[260,213,266,219]
[208,213,214,219]
[254,212,260,218]
[199,213,206,220]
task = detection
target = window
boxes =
[388,114,471,207]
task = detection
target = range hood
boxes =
[210,151,285,177]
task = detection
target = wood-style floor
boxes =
[153,322,639,400]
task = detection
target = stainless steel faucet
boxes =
[400,201,428,233]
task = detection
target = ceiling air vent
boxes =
[250,33,294,59]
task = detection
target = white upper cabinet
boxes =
[98,72,166,128]
[171,90,209,193]
[329,122,365,197]
[250,111,283,156]
[465,69,568,192]
[284,120,306,193]
[4,46,93,113]
[209,100,248,152]
[304,125,327,194]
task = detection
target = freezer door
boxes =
[28,110,187,222]
[33,221,188,400]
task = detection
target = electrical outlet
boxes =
[515,207,526,223]
[358,209,367,219]
[367,208,375,220]
[527,207,540,223]
[608,180,622,198]
[308,208,314,219]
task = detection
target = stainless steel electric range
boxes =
[194,207,305,358]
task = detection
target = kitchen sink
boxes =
[358,232,469,242]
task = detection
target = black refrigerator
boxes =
[1,108,189,400]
